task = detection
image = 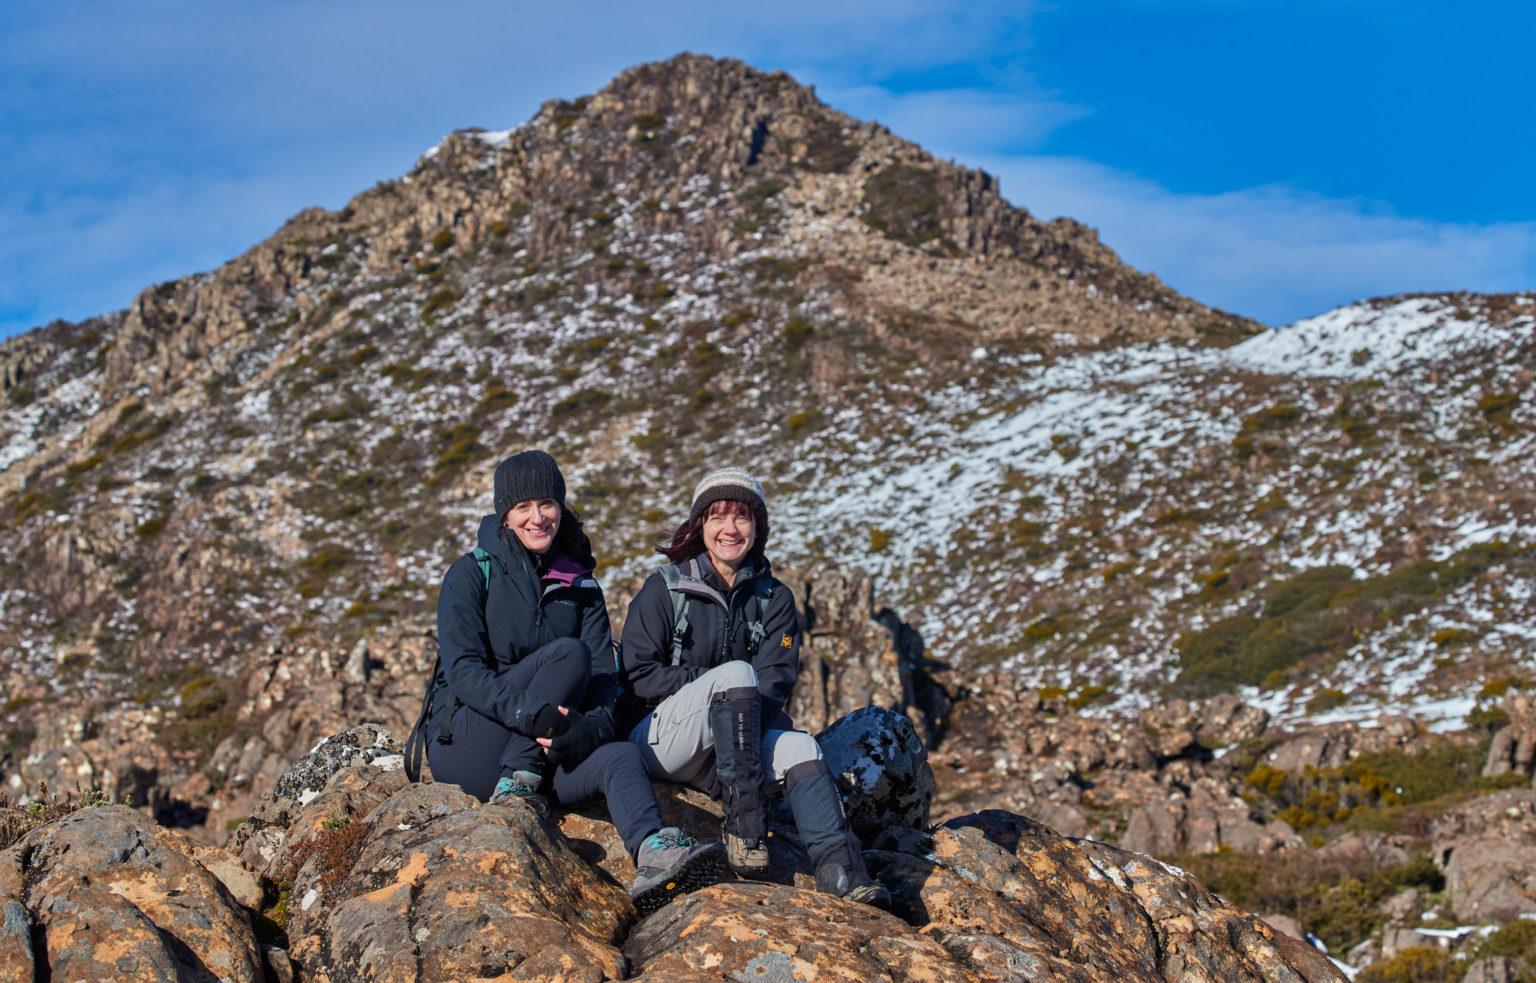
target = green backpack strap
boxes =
[472,547,492,592]
[658,563,688,666]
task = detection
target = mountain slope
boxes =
[1,53,1529,830]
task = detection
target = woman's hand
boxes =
[535,706,571,750]
[541,708,614,768]
[525,702,572,740]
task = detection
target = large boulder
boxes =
[287,781,634,983]
[873,811,1345,982]
[625,881,972,982]
[1432,789,1536,921]
[1121,776,1300,857]
[818,704,936,841]
[0,805,262,982]
[1484,692,1536,778]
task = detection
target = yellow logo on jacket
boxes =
[781,634,792,648]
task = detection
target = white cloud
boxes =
[976,155,1536,325]
[816,85,1088,154]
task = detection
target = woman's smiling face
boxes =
[505,497,560,554]
[701,499,755,573]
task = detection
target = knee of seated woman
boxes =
[546,636,591,661]
[766,730,821,772]
[703,660,757,690]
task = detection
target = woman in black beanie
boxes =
[406,449,725,913]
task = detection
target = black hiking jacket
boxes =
[430,514,615,738]
[620,556,801,727]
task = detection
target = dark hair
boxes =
[657,498,763,566]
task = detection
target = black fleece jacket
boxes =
[621,556,801,723]
[430,515,615,737]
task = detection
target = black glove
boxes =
[547,710,614,768]
[523,702,572,740]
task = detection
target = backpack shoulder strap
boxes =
[471,547,492,592]
[658,563,689,666]
[746,574,774,651]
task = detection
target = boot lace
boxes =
[645,828,697,851]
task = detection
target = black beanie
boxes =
[493,450,566,518]
[688,467,769,552]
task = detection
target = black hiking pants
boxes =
[428,637,664,856]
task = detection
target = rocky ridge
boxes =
[2,716,1343,983]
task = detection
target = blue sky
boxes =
[3,1,1533,337]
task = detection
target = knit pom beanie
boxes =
[689,467,769,550]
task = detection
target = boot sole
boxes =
[633,844,729,916]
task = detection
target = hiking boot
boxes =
[488,770,548,818]
[814,859,892,910]
[631,827,728,915]
[725,831,770,877]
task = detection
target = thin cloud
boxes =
[978,155,1536,325]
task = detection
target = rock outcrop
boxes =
[1,722,1347,981]
[0,805,263,982]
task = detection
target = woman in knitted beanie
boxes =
[619,467,891,908]
[405,449,726,913]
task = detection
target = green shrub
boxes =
[786,410,822,433]
[1176,848,1440,955]
[1466,917,1536,963]
[1067,684,1109,710]
[479,381,516,413]
[1355,946,1451,983]
[433,423,484,472]
[861,163,946,247]
[869,529,892,553]
[1478,675,1524,700]
[422,288,457,316]
[430,229,455,251]
[798,116,859,173]
[1023,616,1061,641]
[782,318,813,350]
[1478,390,1521,432]
[1305,688,1347,713]
[1176,545,1512,696]
[107,415,174,455]
[551,388,611,417]
[135,515,168,538]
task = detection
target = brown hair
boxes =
[657,499,760,565]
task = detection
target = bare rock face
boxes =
[818,704,936,840]
[1261,716,1426,773]
[780,564,926,736]
[287,782,634,983]
[1431,789,1536,921]
[874,811,1344,982]
[1465,956,1523,983]
[625,882,974,982]
[0,805,262,982]
[1121,776,1300,857]
[1138,695,1270,755]
[1484,692,1536,778]
[0,719,1346,983]
[230,722,407,875]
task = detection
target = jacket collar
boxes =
[475,514,596,586]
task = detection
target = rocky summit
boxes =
[2,718,1342,982]
[2,52,1536,980]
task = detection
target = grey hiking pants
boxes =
[627,661,821,789]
